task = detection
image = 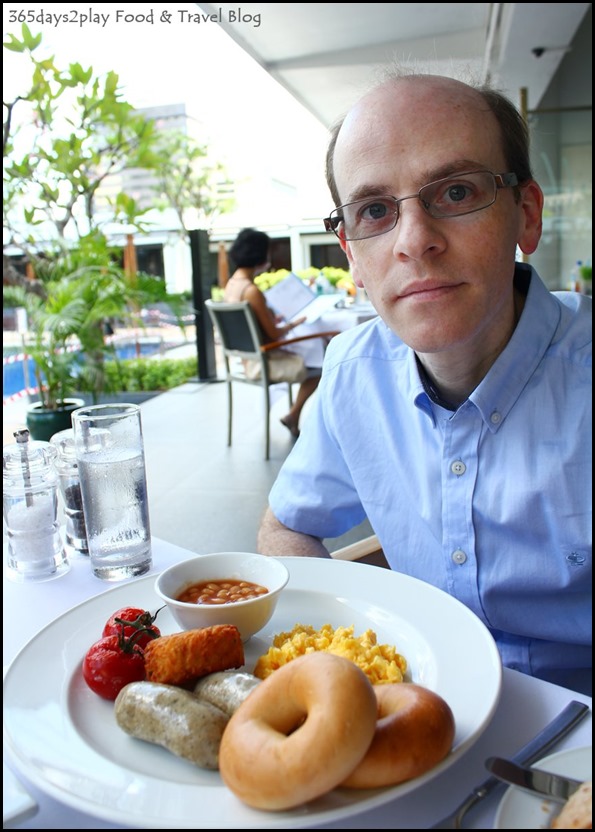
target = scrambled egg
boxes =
[253,623,407,685]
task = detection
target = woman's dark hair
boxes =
[229,228,270,268]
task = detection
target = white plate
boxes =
[2,666,38,827]
[495,746,592,829]
[3,762,38,826]
[3,557,502,829]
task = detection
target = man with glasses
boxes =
[257,72,592,695]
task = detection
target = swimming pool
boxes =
[3,339,165,401]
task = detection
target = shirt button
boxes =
[490,411,502,424]
[452,549,467,565]
[451,460,466,476]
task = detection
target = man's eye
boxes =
[445,184,470,203]
[361,201,391,220]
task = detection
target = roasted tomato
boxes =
[82,633,147,701]
[102,606,162,650]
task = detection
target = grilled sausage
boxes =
[193,671,261,716]
[115,681,229,769]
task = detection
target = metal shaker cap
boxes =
[3,429,58,485]
[49,428,78,463]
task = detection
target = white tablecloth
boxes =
[3,538,592,829]
[290,303,378,368]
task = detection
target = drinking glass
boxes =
[50,428,89,556]
[72,404,152,580]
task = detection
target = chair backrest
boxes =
[204,300,263,358]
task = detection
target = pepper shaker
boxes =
[50,428,89,556]
[3,429,69,581]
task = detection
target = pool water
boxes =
[3,340,163,401]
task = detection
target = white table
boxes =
[291,303,378,368]
[3,538,592,829]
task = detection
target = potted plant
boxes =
[579,262,592,296]
[20,308,86,441]
[3,234,160,440]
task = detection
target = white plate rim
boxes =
[494,746,593,830]
[4,557,502,829]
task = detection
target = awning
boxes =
[195,3,590,126]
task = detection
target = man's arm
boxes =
[257,507,330,558]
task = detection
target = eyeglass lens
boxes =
[328,171,510,241]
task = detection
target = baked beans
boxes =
[177,579,269,605]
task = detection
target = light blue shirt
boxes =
[269,266,592,693]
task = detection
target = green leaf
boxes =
[3,35,27,53]
[21,23,42,51]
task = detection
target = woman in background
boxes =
[223,228,321,438]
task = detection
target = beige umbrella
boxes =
[123,233,141,356]
[124,233,138,284]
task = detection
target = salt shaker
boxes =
[50,428,89,556]
[3,429,69,581]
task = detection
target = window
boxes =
[136,244,165,278]
[529,108,592,290]
[309,243,349,270]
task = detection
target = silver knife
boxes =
[485,756,584,802]
[430,700,590,828]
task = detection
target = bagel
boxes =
[551,780,592,829]
[218,652,378,810]
[341,682,455,789]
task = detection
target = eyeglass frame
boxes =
[323,170,519,241]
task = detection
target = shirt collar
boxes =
[411,265,562,431]
[470,264,562,432]
[410,352,435,421]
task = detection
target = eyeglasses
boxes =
[324,171,519,241]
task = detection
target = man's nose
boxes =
[390,196,445,258]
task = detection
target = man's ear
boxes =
[517,180,544,256]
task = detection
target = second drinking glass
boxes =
[72,403,152,580]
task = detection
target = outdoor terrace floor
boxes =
[3,347,373,557]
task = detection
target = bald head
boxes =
[325,74,531,208]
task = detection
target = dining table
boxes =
[3,536,592,830]
[290,299,379,369]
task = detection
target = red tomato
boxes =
[82,634,146,701]
[102,606,162,649]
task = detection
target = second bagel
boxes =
[341,682,455,789]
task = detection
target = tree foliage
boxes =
[3,232,155,408]
[3,24,231,407]
[3,24,156,252]
[150,130,235,239]
[3,24,235,271]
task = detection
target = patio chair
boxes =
[330,534,389,568]
[205,299,338,460]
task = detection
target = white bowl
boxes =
[155,552,290,642]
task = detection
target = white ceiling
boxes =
[195,3,590,127]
